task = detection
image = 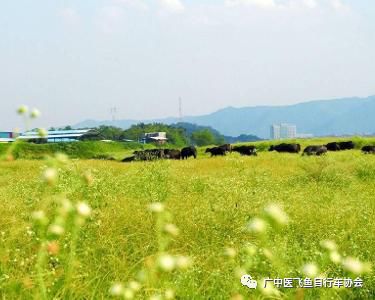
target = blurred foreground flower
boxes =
[17,105,28,115]
[165,289,175,299]
[76,202,91,218]
[302,263,319,277]
[47,241,60,256]
[342,257,371,275]
[247,217,267,233]
[148,202,165,213]
[329,251,341,264]
[30,109,41,119]
[48,224,64,236]
[128,281,141,292]
[264,204,289,226]
[260,279,280,297]
[32,210,48,225]
[157,254,175,272]
[38,128,48,138]
[43,168,58,185]
[109,283,124,296]
[175,255,192,269]
[224,247,237,258]
[164,223,179,236]
[320,240,337,251]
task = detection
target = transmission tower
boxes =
[110,107,117,121]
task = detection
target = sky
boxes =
[1,0,374,130]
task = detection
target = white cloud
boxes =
[158,0,185,13]
[225,0,351,12]
[329,0,350,12]
[225,0,279,9]
[114,0,149,11]
[303,0,318,9]
[60,8,80,25]
[96,6,124,34]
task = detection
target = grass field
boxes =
[0,139,374,299]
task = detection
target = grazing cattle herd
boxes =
[121,140,375,162]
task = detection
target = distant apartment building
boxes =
[270,123,297,140]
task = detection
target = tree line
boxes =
[48,122,261,147]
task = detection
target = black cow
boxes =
[362,145,375,154]
[218,144,232,153]
[325,142,341,151]
[269,143,301,153]
[303,145,328,156]
[181,146,197,159]
[338,141,355,150]
[122,156,135,162]
[205,147,226,157]
[133,149,165,161]
[232,145,257,156]
[164,149,181,160]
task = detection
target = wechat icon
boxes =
[241,274,258,289]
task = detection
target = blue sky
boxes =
[1,0,374,129]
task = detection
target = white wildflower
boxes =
[320,240,337,251]
[302,263,319,278]
[148,202,164,213]
[247,217,267,233]
[224,247,237,258]
[164,223,179,236]
[43,168,58,185]
[48,224,64,236]
[109,283,124,296]
[342,257,371,275]
[157,254,176,272]
[260,279,280,297]
[123,288,134,299]
[264,204,289,226]
[329,251,341,264]
[76,202,91,217]
[32,210,48,224]
[128,281,141,292]
[165,289,175,299]
[60,198,74,215]
[175,255,192,270]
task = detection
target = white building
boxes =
[270,124,281,140]
[270,123,297,140]
[142,132,168,144]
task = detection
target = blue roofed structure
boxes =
[18,129,100,143]
[0,132,19,143]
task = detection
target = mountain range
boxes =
[74,96,375,139]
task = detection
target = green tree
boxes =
[97,126,125,141]
[191,129,216,146]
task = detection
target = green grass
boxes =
[0,139,374,299]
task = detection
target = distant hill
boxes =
[74,96,375,138]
